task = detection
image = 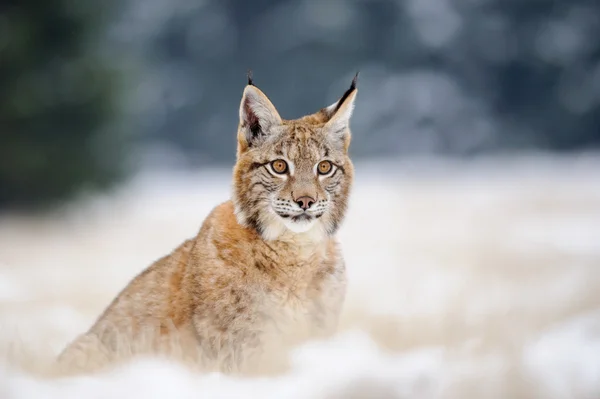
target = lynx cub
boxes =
[58,73,358,374]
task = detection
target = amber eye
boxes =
[271,159,288,174]
[317,160,333,175]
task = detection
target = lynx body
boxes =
[58,74,358,374]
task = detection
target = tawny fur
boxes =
[58,75,358,374]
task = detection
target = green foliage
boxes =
[0,0,127,210]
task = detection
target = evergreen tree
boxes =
[0,0,127,210]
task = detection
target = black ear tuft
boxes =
[247,69,254,86]
[335,71,359,112]
[350,71,359,90]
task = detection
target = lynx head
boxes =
[232,73,358,241]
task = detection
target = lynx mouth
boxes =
[276,210,326,222]
[275,212,312,221]
[291,213,313,222]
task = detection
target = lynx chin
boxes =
[58,73,359,374]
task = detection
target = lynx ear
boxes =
[238,77,282,149]
[323,72,358,140]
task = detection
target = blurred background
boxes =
[2,0,600,208]
[1,1,600,398]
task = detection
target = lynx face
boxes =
[232,75,358,240]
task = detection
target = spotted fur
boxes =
[57,75,358,375]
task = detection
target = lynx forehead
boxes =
[233,73,358,241]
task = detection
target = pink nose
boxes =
[295,196,315,210]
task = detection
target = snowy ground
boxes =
[1,154,599,398]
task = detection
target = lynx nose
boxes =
[295,196,315,210]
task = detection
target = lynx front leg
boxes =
[311,266,347,338]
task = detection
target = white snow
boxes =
[1,155,600,398]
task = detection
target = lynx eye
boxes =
[270,159,288,174]
[317,160,333,175]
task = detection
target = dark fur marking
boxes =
[247,70,253,86]
[246,214,264,236]
[254,260,266,272]
[326,182,341,192]
[328,219,340,235]
[334,72,359,113]
[243,97,262,145]
[249,125,261,142]
[250,162,268,170]
[231,289,241,304]
[330,167,342,179]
